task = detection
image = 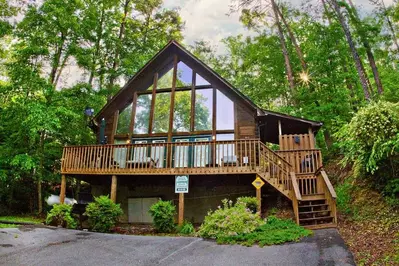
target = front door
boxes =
[193,137,211,167]
[174,138,190,168]
[151,139,166,168]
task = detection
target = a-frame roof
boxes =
[94,40,323,143]
[95,40,262,121]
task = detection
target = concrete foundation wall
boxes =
[91,174,259,223]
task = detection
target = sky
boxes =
[163,0,395,52]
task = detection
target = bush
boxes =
[177,220,195,235]
[335,101,399,174]
[198,199,264,239]
[217,216,312,247]
[236,197,258,213]
[336,179,354,215]
[84,195,123,233]
[149,200,176,233]
[46,204,77,229]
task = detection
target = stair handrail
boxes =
[320,170,337,198]
[257,141,293,168]
[290,172,302,201]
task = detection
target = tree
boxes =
[330,0,371,101]
[345,0,383,95]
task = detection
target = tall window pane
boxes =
[133,94,151,134]
[116,103,132,134]
[157,68,173,89]
[176,62,192,86]
[173,91,191,132]
[196,73,210,86]
[152,92,171,133]
[195,89,212,131]
[216,90,234,130]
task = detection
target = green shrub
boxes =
[384,179,399,207]
[236,197,258,213]
[46,204,77,229]
[198,199,264,239]
[177,220,195,235]
[335,101,399,174]
[336,180,354,215]
[84,195,123,233]
[149,200,176,233]
[217,216,312,247]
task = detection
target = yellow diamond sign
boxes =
[252,176,265,189]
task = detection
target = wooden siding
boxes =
[235,103,256,140]
[278,134,315,151]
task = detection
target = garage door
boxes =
[128,198,160,223]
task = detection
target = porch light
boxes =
[84,106,95,117]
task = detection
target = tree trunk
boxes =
[107,0,131,101]
[37,131,45,214]
[89,4,106,86]
[275,4,307,71]
[347,0,383,94]
[379,0,399,52]
[330,0,371,101]
[50,33,66,85]
[271,0,295,91]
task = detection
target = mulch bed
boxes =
[112,224,157,235]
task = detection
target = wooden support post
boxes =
[178,193,184,226]
[111,175,117,202]
[308,127,315,149]
[256,187,261,214]
[60,174,66,204]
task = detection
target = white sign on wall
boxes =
[175,175,189,193]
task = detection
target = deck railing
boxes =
[61,139,263,175]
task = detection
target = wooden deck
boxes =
[60,139,336,228]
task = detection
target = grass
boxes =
[0,223,19,228]
[217,216,312,247]
[0,215,43,224]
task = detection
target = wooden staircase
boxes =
[256,142,337,229]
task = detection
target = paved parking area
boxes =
[0,226,355,266]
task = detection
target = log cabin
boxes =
[60,40,337,229]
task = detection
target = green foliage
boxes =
[177,220,195,235]
[336,179,354,215]
[384,179,399,207]
[0,216,42,224]
[217,216,312,247]
[149,200,176,233]
[336,101,399,173]
[0,224,18,228]
[236,196,258,213]
[198,199,263,239]
[85,196,123,233]
[46,204,77,229]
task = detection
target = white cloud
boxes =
[164,0,250,53]
[163,0,396,53]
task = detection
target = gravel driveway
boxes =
[0,226,355,266]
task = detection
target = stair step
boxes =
[299,209,330,215]
[299,216,334,222]
[304,223,337,230]
[302,194,326,201]
[299,204,328,208]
